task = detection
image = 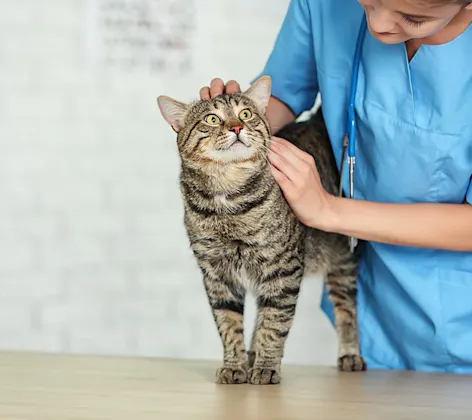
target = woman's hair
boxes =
[433,0,472,4]
[417,0,472,7]
[425,0,471,4]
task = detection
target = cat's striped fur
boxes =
[157,76,365,385]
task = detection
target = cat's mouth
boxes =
[205,136,256,163]
[202,132,259,163]
[223,131,252,150]
[227,137,250,150]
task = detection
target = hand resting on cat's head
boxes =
[199,78,242,100]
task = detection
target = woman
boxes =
[199,0,472,372]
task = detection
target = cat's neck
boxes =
[182,159,273,196]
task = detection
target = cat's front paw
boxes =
[215,366,247,384]
[338,355,367,372]
[248,367,281,385]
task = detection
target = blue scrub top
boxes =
[255,0,472,372]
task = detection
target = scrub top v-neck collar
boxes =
[357,30,416,125]
[405,23,472,134]
[358,21,472,133]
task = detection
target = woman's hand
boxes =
[268,137,472,251]
[199,78,241,99]
[268,136,335,230]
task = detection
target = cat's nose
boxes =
[230,125,243,135]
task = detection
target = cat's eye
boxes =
[239,109,252,120]
[204,114,221,125]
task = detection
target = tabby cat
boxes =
[157,75,365,385]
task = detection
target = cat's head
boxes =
[157,76,272,167]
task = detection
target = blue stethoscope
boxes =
[339,13,368,252]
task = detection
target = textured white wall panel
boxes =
[0,0,337,366]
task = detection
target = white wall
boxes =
[0,0,337,366]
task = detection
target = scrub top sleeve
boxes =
[252,0,318,117]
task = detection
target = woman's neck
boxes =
[406,9,472,60]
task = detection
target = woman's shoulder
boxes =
[305,0,364,74]
[307,0,364,49]
[307,0,363,24]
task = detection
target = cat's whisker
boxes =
[266,137,288,147]
[269,123,286,133]
[260,144,284,166]
[262,155,274,169]
[265,138,292,152]
[254,147,272,167]
[265,138,302,160]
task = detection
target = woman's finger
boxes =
[270,136,313,164]
[225,80,241,94]
[269,138,306,167]
[268,149,299,182]
[270,164,291,192]
[199,86,210,100]
[269,140,306,175]
[209,78,225,98]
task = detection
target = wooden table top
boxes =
[0,351,471,420]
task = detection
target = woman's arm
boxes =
[266,96,296,133]
[269,136,472,252]
[325,197,472,252]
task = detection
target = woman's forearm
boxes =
[321,197,472,252]
[266,96,296,134]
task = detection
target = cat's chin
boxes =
[205,144,258,163]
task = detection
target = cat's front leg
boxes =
[203,272,248,384]
[249,269,302,385]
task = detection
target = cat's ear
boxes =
[244,75,272,111]
[157,96,189,133]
